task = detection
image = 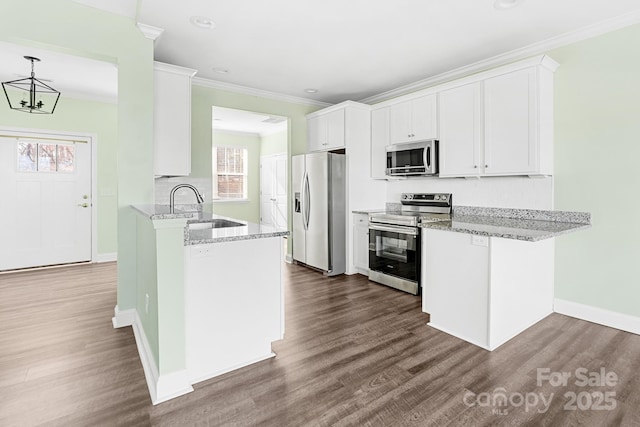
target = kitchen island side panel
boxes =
[184,236,283,384]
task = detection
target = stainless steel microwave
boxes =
[386,139,438,177]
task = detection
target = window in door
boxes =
[17,141,75,173]
[213,146,248,200]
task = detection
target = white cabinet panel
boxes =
[484,68,537,175]
[353,214,369,272]
[389,94,437,145]
[437,61,555,178]
[154,62,197,177]
[370,107,389,179]
[438,82,482,177]
[423,229,489,347]
[422,228,555,351]
[307,108,345,151]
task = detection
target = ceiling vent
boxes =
[262,117,287,124]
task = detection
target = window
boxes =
[213,146,248,200]
[17,141,75,173]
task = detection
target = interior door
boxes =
[273,154,287,229]
[260,156,275,228]
[260,154,288,230]
[0,136,92,270]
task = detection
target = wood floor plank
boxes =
[1,260,639,426]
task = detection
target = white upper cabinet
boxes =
[436,56,557,178]
[370,107,389,179]
[389,94,437,144]
[438,82,482,177]
[307,108,345,151]
[483,68,537,175]
[153,62,197,176]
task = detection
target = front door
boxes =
[0,135,92,270]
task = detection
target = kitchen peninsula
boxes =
[128,204,288,404]
[421,206,590,351]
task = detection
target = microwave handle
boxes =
[425,146,431,169]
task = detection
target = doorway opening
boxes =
[210,106,289,231]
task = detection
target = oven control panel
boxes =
[401,193,452,204]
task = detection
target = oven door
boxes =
[368,223,420,294]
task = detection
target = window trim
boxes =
[212,145,249,201]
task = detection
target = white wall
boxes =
[386,176,553,210]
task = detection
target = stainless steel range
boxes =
[368,193,452,295]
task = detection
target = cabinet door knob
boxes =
[474,165,478,168]
[485,164,489,168]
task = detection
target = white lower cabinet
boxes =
[422,228,554,350]
[353,214,369,273]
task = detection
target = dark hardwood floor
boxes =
[1,261,639,426]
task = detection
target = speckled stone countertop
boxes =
[421,206,591,242]
[132,204,289,245]
[132,204,202,220]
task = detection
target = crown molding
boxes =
[360,10,640,104]
[192,77,332,108]
[154,61,197,77]
[137,23,164,41]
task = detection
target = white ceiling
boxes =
[212,106,288,136]
[7,0,640,108]
[136,0,640,104]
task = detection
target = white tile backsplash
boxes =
[386,176,553,210]
[155,177,212,205]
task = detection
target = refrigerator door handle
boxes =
[304,173,311,229]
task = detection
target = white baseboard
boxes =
[111,305,135,328]
[130,311,193,405]
[190,352,276,386]
[285,254,293,264]
[554,298,640,335]
[96,252,117,263]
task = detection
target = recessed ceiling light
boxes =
[304,88,318,94]
[212,67,229,74]
[494,0,524,10]
[190,16,216,29]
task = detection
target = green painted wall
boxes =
[211,131,261,223]
[136,214,158,364]
[0,97,118,255]
[1,1,155,314]
[261,129,288,156]
[550,24,640,317]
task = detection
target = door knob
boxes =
[82,195,89,199]
[78,203,89,208]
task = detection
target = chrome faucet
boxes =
[169,184,204,213]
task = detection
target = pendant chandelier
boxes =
[2,56,60,114]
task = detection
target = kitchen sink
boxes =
[188,219,245,230]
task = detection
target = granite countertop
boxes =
[132,204,201,220]
[352,209,390,215]
[420,206,591,242]
[132,204,289,245]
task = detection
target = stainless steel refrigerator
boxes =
[292,152,346,276]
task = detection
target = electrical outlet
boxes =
[471,235,489,247]
[145,293,150,314]
[192,246,212,257]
